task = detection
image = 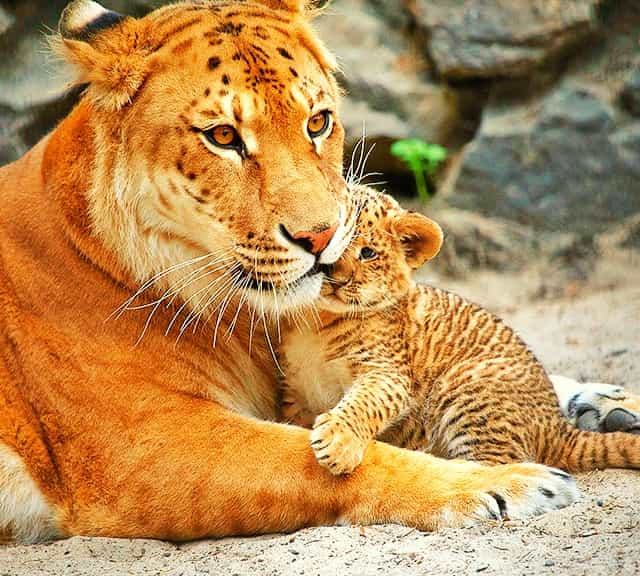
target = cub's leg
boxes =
[311,367,412,475]
[550,375,640,434]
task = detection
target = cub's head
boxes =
[53,0,354,314]
[319,187,443,313]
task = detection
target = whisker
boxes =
[248,246,261,356]
[169,262,242,339]
[224,272,253,342]
[211,270,245,347]
[109,252,215,320]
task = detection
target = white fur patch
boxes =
[63,0,108,32]
[246,273,324,314]
[281,327,352,416]
[0,443,60,543]
[319,207,354,265]
[550,374,625,422]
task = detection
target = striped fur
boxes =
[281,188,640,474]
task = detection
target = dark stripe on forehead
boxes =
[277,47,294,60]
[273,26,293,38]
[171,38,194,54]
[152,16,205,52]
[243,11,292,24]
[232,95,243,123]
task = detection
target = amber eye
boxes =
[203,124,244,153]
[307,110,332,139]
[359,246,377,261]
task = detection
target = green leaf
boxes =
[390,138,448,200]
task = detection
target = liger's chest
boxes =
[280,324,357,420]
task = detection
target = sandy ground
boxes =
[1,248,639,575]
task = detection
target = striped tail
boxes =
[552,422,640,472]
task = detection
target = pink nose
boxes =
[292,222,339,255]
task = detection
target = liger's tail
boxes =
[550,422,640,472]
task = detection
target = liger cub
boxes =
[280,187,640,476]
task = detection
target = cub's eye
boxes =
[203,125,244,153]
[359,246,377,261]
[307,110,332,139]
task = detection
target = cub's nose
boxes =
[282,222,338,255]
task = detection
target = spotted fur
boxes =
[281,187,640,475]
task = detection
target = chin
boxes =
[246,272,324,315]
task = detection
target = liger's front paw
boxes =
[311,413,367,475]
[441,462,580,528]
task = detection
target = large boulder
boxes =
[446,82,640,234]
[414,0,602,80]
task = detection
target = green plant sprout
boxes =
[390,138,447,201]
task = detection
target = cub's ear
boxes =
[392,211,444,269]
[53,0,148,111]
[256,0,331,15]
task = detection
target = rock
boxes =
[317,2,462,145]
[446,83,640,234]
[0,32,70,112]
[536,84,615,132]
[0,104,29,166]
[598,214,640,251]
[417,206,536,277]
[620,68,640,117]
[414,0,601,80]
[367,0,413,29]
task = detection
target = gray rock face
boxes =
[448,83,640,233]
[415,0,601,79]
[315,1,466,147]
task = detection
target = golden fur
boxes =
[0,1,601,541]
[280,188,640,475]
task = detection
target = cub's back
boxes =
[404,284,542,379]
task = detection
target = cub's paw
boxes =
[442,463,580,527]
[311,413,367,475]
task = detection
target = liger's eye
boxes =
[359,246,377,261]
[307,110,332,139]
[203,125,244,153]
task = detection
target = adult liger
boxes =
[0,0,600,542]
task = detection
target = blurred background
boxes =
[0,0,638,284]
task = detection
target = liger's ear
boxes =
[53,0,148,111]
[393,211,444,269]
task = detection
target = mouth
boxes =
[242,261,330,292]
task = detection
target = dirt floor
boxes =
[1,244,639,576]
